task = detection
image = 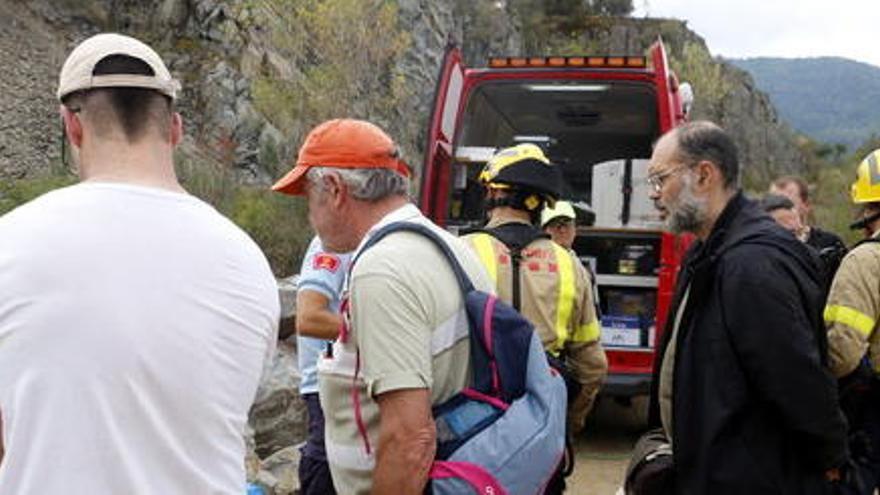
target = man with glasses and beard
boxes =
[627,121,848,495]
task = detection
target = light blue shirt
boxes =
[297,236,351,395]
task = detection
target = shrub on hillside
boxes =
[250,0,410,134]
[2,160,311,276]
[0,171,77,216]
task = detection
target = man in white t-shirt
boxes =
[0,33,280,494]
[272,119,493,495]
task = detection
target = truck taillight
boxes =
[488,56,647,69]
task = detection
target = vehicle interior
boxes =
[447,79,660,231]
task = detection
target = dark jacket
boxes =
[648,192,848,495]
[807,226,848,295]
[807,226,847,254]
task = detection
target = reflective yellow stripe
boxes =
[573,320,600,343]
[471,234,497,284]
[552,244,576,351]
[824,304,876,338]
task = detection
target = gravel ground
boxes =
[567,395,650,495]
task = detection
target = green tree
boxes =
[544,0,588,16]
[508,0,632,54]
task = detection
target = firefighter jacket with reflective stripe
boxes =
[825,232,880,378]
[462,217,607,433]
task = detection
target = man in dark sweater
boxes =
[641,121,848,494]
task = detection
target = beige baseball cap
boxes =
[57,33,180,102]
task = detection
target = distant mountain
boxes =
[729,57,880,149]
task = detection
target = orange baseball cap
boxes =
[272,119,410,196]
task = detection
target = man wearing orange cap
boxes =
[273,119,494,494]
[0,34,279,494]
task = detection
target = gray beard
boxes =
[667,179,708,235]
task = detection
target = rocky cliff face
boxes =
[0,0,69,179]
[0,1,805,189]
[0,3,812,493]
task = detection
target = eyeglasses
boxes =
[545,218,575,229]
[544,217,574,229]
[646,165,692,192]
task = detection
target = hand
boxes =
[826,459,868,494]
[825,467,841,482]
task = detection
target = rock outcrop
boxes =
[246,278,304,494]
[1,1,806,190]
[250,339,306,460]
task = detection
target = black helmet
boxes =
[479,144,562,212]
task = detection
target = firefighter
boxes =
[542,200,603,319]
[462,144,608,436]
[825,148,880,494]
[541,200,578,250]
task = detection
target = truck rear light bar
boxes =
[488,55,647,69]
[524,84,609,92]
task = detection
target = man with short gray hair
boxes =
[637,121,848,493]
[0,33,279,494]
[272,118,493,494]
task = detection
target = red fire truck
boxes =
[419,39,691,398]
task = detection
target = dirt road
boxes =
[567,396,650,495]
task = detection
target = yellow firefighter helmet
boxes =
[477,143,563,214]
[852,149,880,204]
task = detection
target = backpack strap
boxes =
[344,221,478,456]
[481,224,548,311]
[354,221,475,295]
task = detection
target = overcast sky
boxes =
[632,0,880,68]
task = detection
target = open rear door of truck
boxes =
[648,38,689,337]
[420,44,467,225]
[650,39,685,134]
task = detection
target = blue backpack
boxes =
[354,222,568,495]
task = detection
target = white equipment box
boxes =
[591,159,663,229]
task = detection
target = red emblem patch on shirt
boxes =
[313,253,341,273]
